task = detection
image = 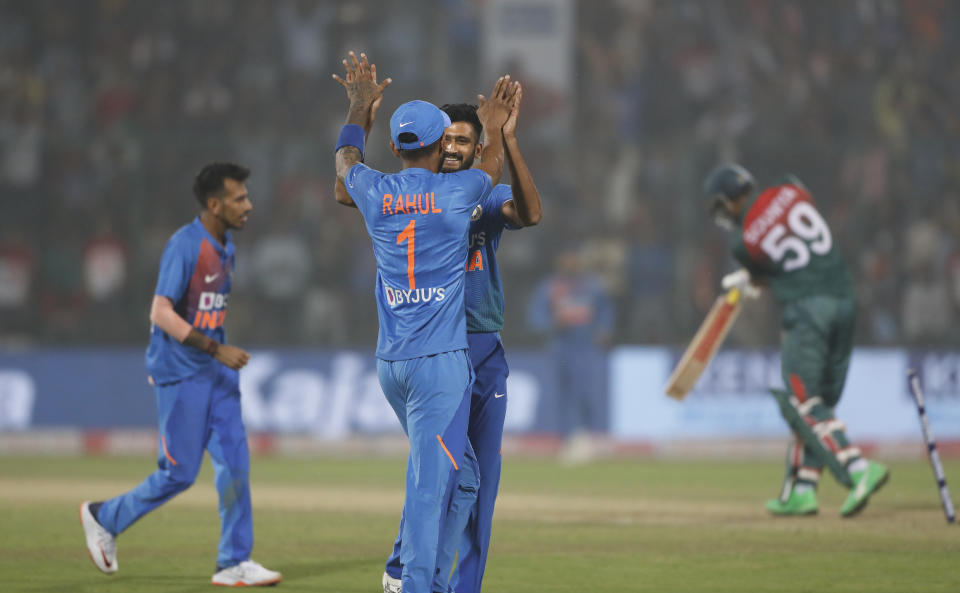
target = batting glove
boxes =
[721,268,762,299]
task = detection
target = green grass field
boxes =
[1,454,957,592]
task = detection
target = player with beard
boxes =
[383,90,542,593]
[334,51,519,593]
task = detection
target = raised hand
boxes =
[332,51,392,131]
[476,75,519,138]
[501,82,522,139]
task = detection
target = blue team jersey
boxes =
[466,184,515,333]
[346,163,491,360]
[145,217,234,384]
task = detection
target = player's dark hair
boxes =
[192,162,250,207]
[440,103,482,141]
[397,137,442,161]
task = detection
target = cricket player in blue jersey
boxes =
[332,51,515,593]
[79,163,281,587]
[383,94,543,593]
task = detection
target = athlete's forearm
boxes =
[503,135,541,226]
[150,295,219,355]
[346,100,372,131]
[334,177,357,207]
[335,98,373,186]
[183,329,220,356]
[477,127,504,186]
[335,146,362,185]
[149,295,192,343]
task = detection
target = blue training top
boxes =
[346,163,491,360]
[145,216,234,384]
[465,183,515,333]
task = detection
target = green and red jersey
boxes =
[731,176,854,303]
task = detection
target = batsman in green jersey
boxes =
[703,163,889,517]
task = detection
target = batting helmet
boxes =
[703,163,755,228]
[702,163,755,202]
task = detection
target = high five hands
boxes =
[477,75,521,138]
[333,51,392,132]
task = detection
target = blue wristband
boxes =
[335,124,365,156]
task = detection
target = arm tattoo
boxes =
[336,146,363,183]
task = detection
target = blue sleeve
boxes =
[154,236,192,301]
[485,184,518,230]
[454,169,492,207]
[345,163,381,217]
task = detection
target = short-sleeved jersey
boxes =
[732,176,854,303]
[466,183,515,333]
[145,217,234,384]
[346,163,491,360]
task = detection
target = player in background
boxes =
[383,94,543,593]
[79,163,282,586]
[528,246,614,462]
[703,163,889,517]
[333,51,515,593]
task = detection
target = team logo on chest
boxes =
[471,204,483,221]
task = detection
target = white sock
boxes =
[794,483,814,494]
[847,458,868,474]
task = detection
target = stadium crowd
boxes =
[2,0,958,348]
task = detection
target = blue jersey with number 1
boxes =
[346,163,491,360]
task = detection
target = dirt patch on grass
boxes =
[0,476,758,525]
[0,476,941,537]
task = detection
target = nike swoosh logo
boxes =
[398,121,414,127]
[100,544,112,568]
[204,273,219,283]
[494,393,505,399]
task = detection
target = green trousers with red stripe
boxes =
[777,295,860,492]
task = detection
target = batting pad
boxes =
[770,388,853,489]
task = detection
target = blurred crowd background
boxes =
[2,0,959,349]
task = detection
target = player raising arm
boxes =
[383,88,542,593]
[703,163,888,518]
[332,51,514,593]
[333,52,514,206]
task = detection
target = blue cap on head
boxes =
[389,100,452,151]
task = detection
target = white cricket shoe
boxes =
[211,560,283,587]
[382,571,402,593]
[80,501,118,574]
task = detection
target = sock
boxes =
[88,501,104,524]
[847,458,868,474]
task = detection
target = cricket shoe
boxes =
[80,501,118,574]
[211,560,282,586]
[382,571,402,593]
[765,488,818,516]
[841,461,890,517]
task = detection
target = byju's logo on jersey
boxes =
[193,291,229,330]
[383,283,446,308]
[199,292,228,311]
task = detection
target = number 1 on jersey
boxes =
[397,219,416,289]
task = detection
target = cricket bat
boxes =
[664,288,742,400]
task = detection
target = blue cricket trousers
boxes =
[451,332,508,593]
[387,333,508,593]
[95,363,253,568]
[379,349,474,593]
